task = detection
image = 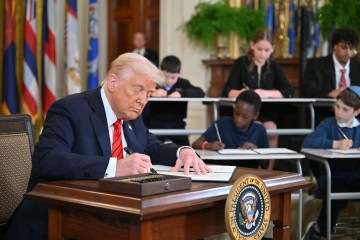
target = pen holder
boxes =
[99,173,192,196]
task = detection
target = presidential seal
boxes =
[225,174,271,240]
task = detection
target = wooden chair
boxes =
[0,115,34,234]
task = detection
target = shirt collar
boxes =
[337,117,360,128]
[332,53,350,71]
[101,86,118,127]
[133,47,145,56]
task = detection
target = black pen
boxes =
[124,147,158,174]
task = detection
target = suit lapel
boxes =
[123,120,141,153]
[327,56,336,89]
[349,60,358,84]
[87,88,111,156]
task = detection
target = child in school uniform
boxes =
[303,86,360,240]
[147,55,205,146]
[192,90,270,169]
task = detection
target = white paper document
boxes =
[152,165,236,182]
[253,148,297,154]
[217,148,296,155]
[218,149,258,155]
[327,149,360,154]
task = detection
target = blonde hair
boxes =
[101,53,164,86]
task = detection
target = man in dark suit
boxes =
[3,53,211,240]
[302,27,360,98]
[133,32,159,67]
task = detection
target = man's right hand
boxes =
[116,153,152,176]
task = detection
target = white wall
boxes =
[160,0,214,142]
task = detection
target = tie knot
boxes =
[113,119,122,129]
[341,69,346,74]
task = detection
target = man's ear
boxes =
[107,74,118,92]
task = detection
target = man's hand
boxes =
[151,89,168,97]
[206,141,225,150]
[116,153,152,176]
[170,148,213,175]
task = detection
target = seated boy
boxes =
[192,90,270,169]
[148,55,205,146]
[303,86,360,240]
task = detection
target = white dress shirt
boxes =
[333,53,350,88]
[101,87,128,178]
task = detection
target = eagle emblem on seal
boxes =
[239,192,259,230]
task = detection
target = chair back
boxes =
[0,115,34,234]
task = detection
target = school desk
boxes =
[301,148,360,239]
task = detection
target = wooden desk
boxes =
[25,168,311,240]
[196,149,305,239]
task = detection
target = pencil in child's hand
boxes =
[338,127,348,140]
[242,83,250,90]
[214,123,222,143]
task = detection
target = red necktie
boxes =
[339,69,347,88]
[112,119,124,159]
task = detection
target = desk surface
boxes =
[149,97,219,102]
[26,168,309,218]
[302,148,360,159]
[196,149,305,160]
[219,97,336,103]
[26,168,311,240]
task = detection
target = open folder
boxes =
[152,165,236,182]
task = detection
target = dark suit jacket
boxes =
[144,48,159,67]
[148,78,205,128]
[302,55,360,98]
[222,56,294,98]
[4,87,179,240]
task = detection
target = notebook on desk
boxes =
[152,165,236,182]
[327,149,360,154]
[218,148,297,155]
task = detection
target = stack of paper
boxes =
[152,165,236,182]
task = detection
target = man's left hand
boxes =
[170,148,213,175]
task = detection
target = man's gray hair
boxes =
[101,53,164,86]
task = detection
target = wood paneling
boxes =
[143,0,159,52]
[203,58,300,98]
[107,0,159,65]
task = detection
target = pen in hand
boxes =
[123,147,158,174]
[214,123,222,143]
[242,83,250,90]
[338,127,348,140]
